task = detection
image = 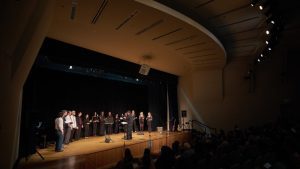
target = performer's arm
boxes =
[58,118,64,133]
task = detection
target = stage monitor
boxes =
[181,110,187,117]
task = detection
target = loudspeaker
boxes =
[157,127,163,134]
[139,64,150,75]
[181,110,187,117]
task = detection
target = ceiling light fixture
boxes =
[265,40,269,44]
[250,0,258,7]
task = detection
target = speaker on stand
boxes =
[181,110,187,131]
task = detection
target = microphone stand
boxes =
[148,130,152,150]
[121,121,127,157]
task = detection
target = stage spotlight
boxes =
[268,47,272,51]
[69,65,73,69]
[265,40,269,44]
[136,78,139,82]
[266,16,275,24]
[250,0,258,7]
[259,5,264,10]
[257,58,261,62]
[266,30,270,35]
[260,54,264,57]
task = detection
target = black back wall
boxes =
[23,67,149,116]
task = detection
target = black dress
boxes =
[133,116,138,132]
[99,115,105,136]
[106,115,114,134]
[92,116,98,136]
[83,117,90,137]
[146,115,153,132]
[114,117,120,133]
[126,115,133,139]
[139,116,145,131]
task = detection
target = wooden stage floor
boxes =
[18,131,191,169]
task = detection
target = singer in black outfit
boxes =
[114,114,120,133]
[139,112,145,131]
[132,110,138,132]
[146,112,153,132]
[92,112,98,136]
[83,114,90,138]
[126,111,133,140]
[99,111,105,136]
[75,112,83,140]
[106,112,114,134]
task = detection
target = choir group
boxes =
[54,110,153,152]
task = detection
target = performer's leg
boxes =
[84,126,88,138]
[55,131,59,151]
[64,127,71,144]
[93,123,97,136]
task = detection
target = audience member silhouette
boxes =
[155,146,175,169]
[140,148,155,169]
[115,148,134,169]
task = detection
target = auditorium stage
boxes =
[18,131,191,169]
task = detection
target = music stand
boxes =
[147,131,152,150]
[120,121,128,155]
[121,121,128,140]
[104,122,113,143]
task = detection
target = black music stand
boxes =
[121,121,128,140]
[104,122,113,143]
[120,121,128,155]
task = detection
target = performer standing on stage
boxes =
[64,111,73,144]
[71,111,78,142]
[126,111,133,140]
[83,114,90,138]
[92,112,98,136]
[55,110,66,152]
[106,112,114,134]
[132,110,138,132]
[123,112,128,134]
[139,112,145,132]
[146,112,153,132]
[75,112,83,140]
[114,114,120,134]
[99,111,105,136]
